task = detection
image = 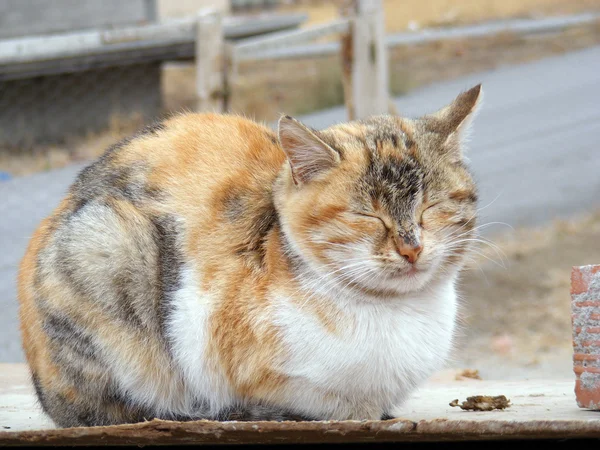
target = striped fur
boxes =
[18,85,482,427]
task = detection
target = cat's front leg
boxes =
[215,403,317,422]
[345,404,386,421]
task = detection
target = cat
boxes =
[18,84,482,428]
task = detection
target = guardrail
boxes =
[236,12,600,61]
[0,12,307,79]
[210,0,389,120]
[234,19,351,57]
[2,0,599,131]
[203,5,600,121]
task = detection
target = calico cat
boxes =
[18,84,482,427]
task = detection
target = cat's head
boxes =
[274,85,482,297]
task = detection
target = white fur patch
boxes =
[271,278,458,419]
[166,264,234,416]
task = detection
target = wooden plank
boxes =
[352,0,388,119]
[2,12,596,80]
[385,12,600,46]
[0,13,307,68]
[238,12,600,62]
[1,365,599,445]
[340,1,355,121]
[341,0,389,120]
[219,13,306,40]
[195,10,224,112]
[234,19,349,56]
[0,13,306,81]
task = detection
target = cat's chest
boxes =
[274,284,457,397]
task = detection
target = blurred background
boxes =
[0,0,599,382]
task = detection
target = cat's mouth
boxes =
[405,267,420,276]
[385,265,425,279]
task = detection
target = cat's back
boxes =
[72,113,283,210]
[17,113,285,426]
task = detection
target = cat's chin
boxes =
[337,267,429,298]
[384,265,427,281]
[403,266,422,277]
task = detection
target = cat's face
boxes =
[276,85,482,297]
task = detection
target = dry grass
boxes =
[0,115,144,177]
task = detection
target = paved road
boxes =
[1,46,599,362]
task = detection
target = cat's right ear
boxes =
[425,84,483,160]
[278,115,341,186]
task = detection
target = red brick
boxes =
[574,327,600,335]
[574,301,600,307]
[571,265,600,295]
[572,264,600,410]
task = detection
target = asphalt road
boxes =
[1,46,599,362]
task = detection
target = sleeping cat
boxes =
[18,84,482,427]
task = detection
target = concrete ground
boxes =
[1,46,599,362]
[2,364,597,440]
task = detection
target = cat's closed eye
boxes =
[421,200,470,230]
[420,201,447,228]
[354,212,390,231]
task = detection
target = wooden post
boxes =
[195,9,224,113]
[222,41,236,112]
[340,0,389,120]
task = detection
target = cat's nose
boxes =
[398,242,423,264]
[394,233,423,264]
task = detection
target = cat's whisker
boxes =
[475,191,503,215]
[455,246,506,269]
[445,222,513,245]
[293,262,373,310]
[444,237,507,266]
[336,266,379,294]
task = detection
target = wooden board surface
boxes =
[1,364,599,445]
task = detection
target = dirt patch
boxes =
[0,115,145,177]
[450,395,511,411]
[454,210,600,379]
[455,369,482,381]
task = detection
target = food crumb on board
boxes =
[455,369,482,381]
[449,395,511,411]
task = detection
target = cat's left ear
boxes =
[427,84,483,157]
[278,115,341,186]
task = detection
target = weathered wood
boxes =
[222,42,236,112]
[0,13,307,79]
[2,365,599,445]
[341,0,389,120]
[339,1,355,121]
[196,10,224,112]
[234,19,349,57]
[236,12,600,62]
